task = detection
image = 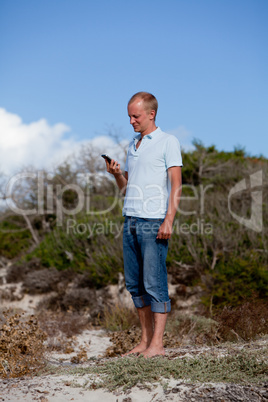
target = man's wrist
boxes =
[164,216,174,225]
[114,172,123,178]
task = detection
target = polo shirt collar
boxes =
[133,127,161,141]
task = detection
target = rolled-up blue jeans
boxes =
[123,216,171,313]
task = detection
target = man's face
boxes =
[128,99,155,135]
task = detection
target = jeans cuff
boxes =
[151,300,171,313]
[132,294,151,308]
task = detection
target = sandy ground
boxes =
[0,375,185,402]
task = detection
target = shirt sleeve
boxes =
[164,135,183,169]
[124,151,129,172]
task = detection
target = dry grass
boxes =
[100,304,139,332]
[0,309,47,378]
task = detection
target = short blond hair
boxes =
[128,92,158,119]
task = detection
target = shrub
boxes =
[6,258,44,283]
[203,257,268,309]
[23,268,61,294]
[214,299,268,341]
[37,310,89,339]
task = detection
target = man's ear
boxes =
[149,110,156,120]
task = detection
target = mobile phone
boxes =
[101,154,112,164]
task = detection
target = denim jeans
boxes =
[123,216,171,313]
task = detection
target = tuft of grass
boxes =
[100,305,139,332]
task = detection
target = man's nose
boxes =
[130,117,135,124]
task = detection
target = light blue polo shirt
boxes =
[123,127,183,218]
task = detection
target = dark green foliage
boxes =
[0,219,32,259]
[205,257,268,308]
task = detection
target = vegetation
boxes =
[0,142,267,309]
[90,350,268,390]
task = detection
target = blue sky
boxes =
[0,0,267,174]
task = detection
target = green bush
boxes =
[0,220,32,259]
[203,257,268,308]
[24,214,124,287]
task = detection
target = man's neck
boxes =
[140,124,157,139]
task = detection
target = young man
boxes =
[105,92,182,357]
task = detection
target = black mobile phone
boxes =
[101,154,112,164]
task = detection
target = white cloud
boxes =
[0,108,78,174]
[0,109,193,181]
[0,108,125,176]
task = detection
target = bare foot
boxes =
[121,341,149,357]
[139,345,165,358]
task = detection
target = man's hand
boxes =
[105,159,122,177]
[156,219,173,240]
[104,159,128,193]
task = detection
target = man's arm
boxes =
[157,166,182,240]
[105,159,128,193]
